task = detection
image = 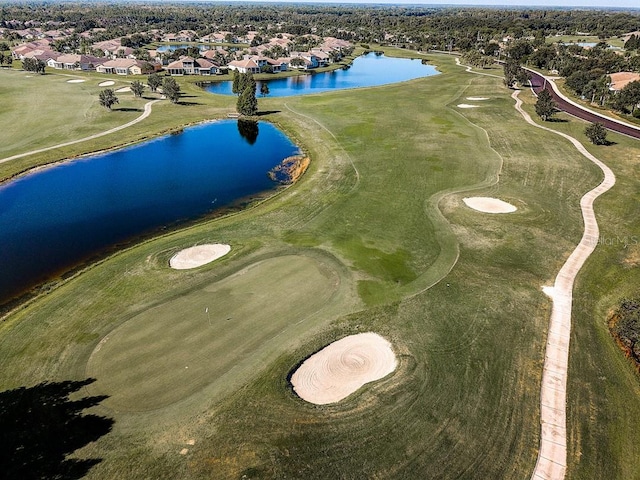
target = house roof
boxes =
[101,58,144,68]
[195,58,216,68]
[610,72,640,91]
[228,59,259,69]
[54,54,105,65]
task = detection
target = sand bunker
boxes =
[466,97,489,101]
[463,196,517,213]
[457,104,479,109]
[291,332,397,405]
[66,79,86,83]
[169,244,231,270]
[99,80,115,87]
[115,86,131,93]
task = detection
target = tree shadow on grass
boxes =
[0,378,113,480]
[114,107,143,112]
[255,110,281,116]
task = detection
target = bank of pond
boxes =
[0,120,298,306]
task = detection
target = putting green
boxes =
[86,254,341,411]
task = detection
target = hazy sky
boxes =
[231,0,638,7]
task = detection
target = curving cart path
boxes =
[0,99,161,165]
[512,90,616,480]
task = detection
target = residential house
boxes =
[227,55,288,74]
[92,39,134,59]
[166,56,220,75]
[96,58,152,75]
[47,54,105,71]
[288,52,322,70]
[22,49,60,63]
[609,72,640,92]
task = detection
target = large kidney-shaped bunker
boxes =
[291,332,397,405]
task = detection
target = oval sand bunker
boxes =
[98,80,115,87]
[291,332,397,405]
[463,197,517,214]
[169,244,231,269]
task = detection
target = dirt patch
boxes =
[169,244,231,270]
[290,332,397,405]
[463,196,517,214]
[268,155,310,184]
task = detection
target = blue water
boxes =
[0,120,298,303]
[156,44,209,52]
[205,52,439,97]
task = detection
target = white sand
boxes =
[466,97,489,101]
[99,80,115,87]
[291,332,397,405]
[115,86,131,93]
[67,79,86,83]
[457,104,479,109]
[169,244,231,270]
[463,196,517,213]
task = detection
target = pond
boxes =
[155,44,210,52]
[205,52,439,97]
[0,120,299,305]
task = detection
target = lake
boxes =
[205,52,439,97]
[0,120,298,305]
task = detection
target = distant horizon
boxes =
[167,0,639,8]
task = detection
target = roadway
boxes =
[526,68,640,140]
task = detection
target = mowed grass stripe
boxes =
[86,255,341,411]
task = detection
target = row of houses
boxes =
[10,32,352,76]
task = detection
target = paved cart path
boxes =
[0,99,161,165]
[511,90,616,480]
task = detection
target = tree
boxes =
[22,57,45,74]
[232,69,241,95]
[503,59,523,88]
[98,88,119,110]
[535,90,557,121]
[237,81,257,116]
[585,122,608,145]
[162,77,181,103]
[618,81,640,115]
[130,80,144,98]
[147,72,162,92]
[260,81,270,97]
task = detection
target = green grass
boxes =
[546,35,626,48]
[511,97,640,480]
[1,49,640,479]
[86,254,348,412]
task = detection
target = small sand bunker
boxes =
[67,79,86,83]
[457,103,479,109]
[291,332,397,405]
[99,80,115,87]
[115,86,131,93]
[169,244,231,270]
[463,197,517,214]
[466,97,489,101]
